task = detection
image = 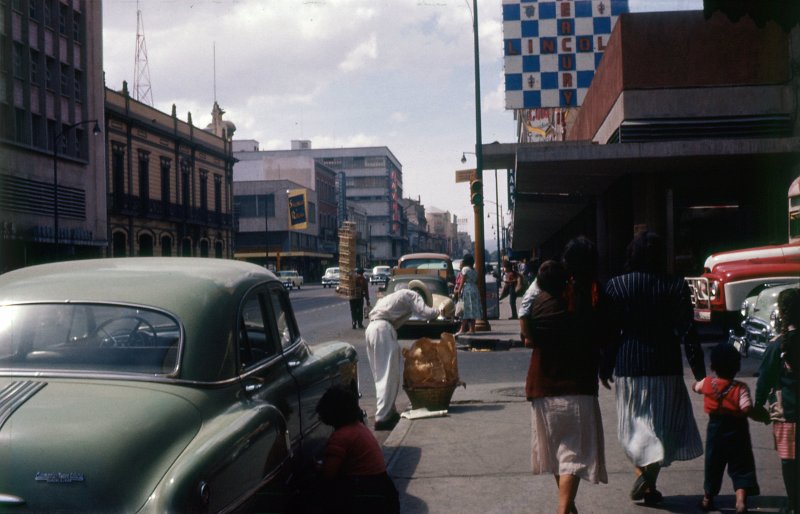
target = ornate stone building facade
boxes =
[105,85,235,258]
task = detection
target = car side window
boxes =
[238,291,277,370]
[267,286,299,351]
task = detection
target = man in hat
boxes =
[366,288,447,430]
[349,268,370,329]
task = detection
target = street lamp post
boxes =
[53,119,101,258]
[468,0,490,331]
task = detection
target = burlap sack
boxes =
[402,333,459,388]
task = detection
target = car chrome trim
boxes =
[0,380,46,430]
[0,494,25,505]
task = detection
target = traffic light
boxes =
[470,179,483,206]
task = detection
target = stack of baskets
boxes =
[337,221,357,299]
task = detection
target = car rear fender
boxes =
[141,401,290,514]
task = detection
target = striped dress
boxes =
[603,271,705,467]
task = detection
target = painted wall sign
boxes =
[503,0,628,108]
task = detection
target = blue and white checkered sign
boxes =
[503,0,628,109]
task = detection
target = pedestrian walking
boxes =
[523,236,608,514]
[693,343,759,513]
[601,230,706,506]
[499,260,520,319]
[454,254,482,336]
[754,287,799,514]
[349,268,370,329]
[365,288,445,430]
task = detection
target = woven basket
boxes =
[403,383,458,411]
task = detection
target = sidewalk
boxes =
[382,298,788,514]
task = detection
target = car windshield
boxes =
[326,268,339,275]
[0,303,181,375]
[374,266,390,274]
[399,258,450,271]
[278,271,295,277]
[387,278,449,296]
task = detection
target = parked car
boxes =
[0,258,358,513]
[277,270,303,290]
[370,265,391,285]
[378,273,458,337]
[321,267,340,288]
[396,253,456,292]
[729,281,800,359]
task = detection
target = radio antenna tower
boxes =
[133,0,153,105]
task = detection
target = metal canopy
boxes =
[482,137,800,250]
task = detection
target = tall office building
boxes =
[0,0,105,271]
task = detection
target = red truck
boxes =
[686,176,800,332]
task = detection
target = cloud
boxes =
[389,111,407,123]
[339,33,378,72]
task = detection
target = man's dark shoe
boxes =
[374,411,400,431]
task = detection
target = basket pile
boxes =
[402,333,462,411]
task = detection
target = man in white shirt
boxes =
[366,288,444,430]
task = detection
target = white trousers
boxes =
[365,320,401,422]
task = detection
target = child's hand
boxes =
[749,405,771,424]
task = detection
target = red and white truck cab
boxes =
[686,176,800,331]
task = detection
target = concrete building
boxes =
[0,0,105,271]
[233,142,406,265]
[104,87,235,258]
[232,150,336,280]
[425,207,458,256]
[487,11,800,278]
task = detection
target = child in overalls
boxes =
[693,342,759,514]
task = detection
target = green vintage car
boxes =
[0,258,358,513]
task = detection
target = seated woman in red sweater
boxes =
[314,385,400,514]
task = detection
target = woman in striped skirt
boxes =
[600,231,707,505]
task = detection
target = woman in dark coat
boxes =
[601,231,706,505]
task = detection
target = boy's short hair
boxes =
[710,343,741,379]
[536,260,567,297]
[316,384,363,428]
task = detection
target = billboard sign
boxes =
[288,188,308,230]
[503,0,628,109]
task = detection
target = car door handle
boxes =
[242,378,265,393]
[287,360,301,368]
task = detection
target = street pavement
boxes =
[381,299,789,514]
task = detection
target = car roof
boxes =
[0,258,277,382]
[398,252,451,261]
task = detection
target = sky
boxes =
[102,0,702,243]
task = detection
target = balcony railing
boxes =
[109,193,232,228]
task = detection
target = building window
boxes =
[160,157,171,202]
[15,108,28,144]
[12,43,23,78]
[111,143,125,204]
[58,3,67,35]
[138,150,150,207]
[214,175,222,212]
[29,49,39,83]
[161,235,172,256]
[44,0,53,28]
[31,114,44,148]
[199,171,208,213]
[72,11,80,42]
[60,64,69,95]
[73,69,81,99]
[29,1,38,20]
[309,201,316,224]
[235,194,274,218]
[180,160,191,217]
[73,127,83,158]
[46,57,54,90]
